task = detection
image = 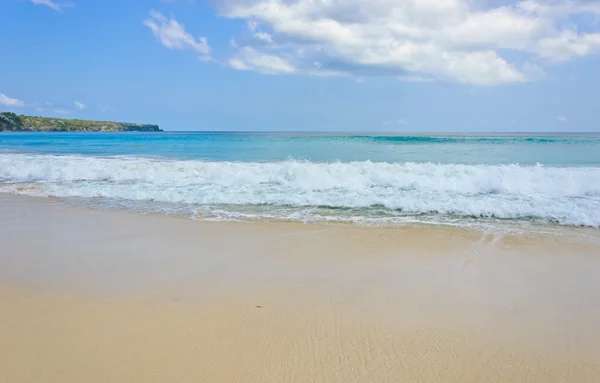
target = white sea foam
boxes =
[1,153,599,227]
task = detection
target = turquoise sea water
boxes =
[1,132,600,230]
[2,132,600,165]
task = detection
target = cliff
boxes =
[0,112,162,132]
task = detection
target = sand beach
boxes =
[1,193,600,382]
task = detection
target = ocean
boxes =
[1,132,600,232]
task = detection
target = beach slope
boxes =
[1,194,599,382]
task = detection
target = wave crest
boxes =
[1,153,599,227]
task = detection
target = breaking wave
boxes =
[1,153,599,227]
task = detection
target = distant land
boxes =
[0,112,162,132]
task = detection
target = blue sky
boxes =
[1,0,600,132]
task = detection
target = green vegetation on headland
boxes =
[0,112,162,132]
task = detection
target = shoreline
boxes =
[4,189,600,239]
[2,193,600,382]
[2,149,600,229]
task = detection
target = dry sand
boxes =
[1,193,600,382]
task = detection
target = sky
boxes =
[1,0,600,132]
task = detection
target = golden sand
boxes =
[2,287,600,383]
[1,194,600,382]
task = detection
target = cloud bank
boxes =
[148,0,600,84]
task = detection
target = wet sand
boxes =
[1,193,600,382]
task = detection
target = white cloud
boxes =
[558,116,567,122]
[74,101,85,110]
[534,31,600,61]
[53,108,69,115]
[0,93,25,107]
[30,0,61,12]
[253,31,274,44]
[144,10,211,60]
[210,0,600,84]
[228,47,296,74]
[518,0,600,15]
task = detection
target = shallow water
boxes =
[1,132,600,231]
